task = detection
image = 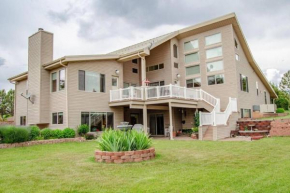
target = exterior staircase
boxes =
[203,126,213,140]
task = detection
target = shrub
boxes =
[191,127,199,133]
[276,108,285,113]
[0,126,29,143]
[275,98,289,110]
[85,133,95,140]
[29,126,40,141]
[35,136,44,140]
[51,129,64,139]
[63,128,75,138]
[41,128,52,139]
[77,124,89,136]
[14,128,29,143]
[97,129,152,152]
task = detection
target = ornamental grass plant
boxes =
[97,129,152,152]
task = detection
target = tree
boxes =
[280,70,290,96]
[271,83,289,110]
[0,89,14,117]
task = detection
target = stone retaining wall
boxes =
[237,120,271,131]
[95,148,155,163]
[0,137,85,149]
[270,120,290,136]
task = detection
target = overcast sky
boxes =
[0,0,290,90]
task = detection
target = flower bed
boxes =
[95,147,155,163]
[0,137,85,149]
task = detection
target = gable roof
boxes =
[8,13,277,98]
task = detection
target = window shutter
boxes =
[79,70,85,90]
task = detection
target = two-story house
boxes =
[8,13,277,140]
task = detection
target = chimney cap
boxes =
[38,28,44,31]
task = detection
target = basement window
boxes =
[20,116,26,126]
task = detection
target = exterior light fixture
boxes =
[115,70,120,75]
[176,74,181,79]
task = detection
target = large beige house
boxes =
[8,13,277,140]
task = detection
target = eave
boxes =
[8,71,28,82]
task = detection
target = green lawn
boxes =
[1,138,290,193]
[257,110,290,120]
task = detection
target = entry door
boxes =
[149,114,164,135]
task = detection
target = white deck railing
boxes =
[110,84,218,107]
[200,97,237,126]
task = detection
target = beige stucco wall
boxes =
[15,80,28,125]
[66,60,124,130]
[234,30,270,114]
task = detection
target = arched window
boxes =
[173,44,178,58]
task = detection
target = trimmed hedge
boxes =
[51,129,64,139]
[63,128,75,138]
[276,108,285,113]
[41,128,52,139]
[0,126,29,144]
[29,126,41,141]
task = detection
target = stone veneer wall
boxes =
[237,120,272,131]
[0,137,85,149]
[95,148,156,164]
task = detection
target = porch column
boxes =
[143,105,148,134]
[169,102,174,140]
[141,57,146,86]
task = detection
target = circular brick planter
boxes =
[95,147,155,163]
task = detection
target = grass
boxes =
[257,110,290,120]
[1,138,290,192]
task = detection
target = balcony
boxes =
[109,84,218,107]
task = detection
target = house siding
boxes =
[67,60,124,130]
[15,80,28,126]
[123,59,141,86]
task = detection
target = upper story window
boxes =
[174,63,178,68]
[235,54,239,61]
[256,81,259,96]
[132,59,138,64]
[173,44,178,58]
[206,47,222,59]
[186,78,201,88]
[78,70,105,93]
[264,91,267,104]
[147,64,164,72]
[186,65,200,76]
[240,74,249,92]
[184,40,198,51]
[51,72,57,92]
[208,74,224,85]
[185,52,199,64]
[59,69,65,91]
[234,38,238,49]
[132,68,138,73]
[207,60,223,72]
[205,33,221,46]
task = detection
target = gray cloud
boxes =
[0,57,5,66]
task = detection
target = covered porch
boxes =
[110,99,200,139]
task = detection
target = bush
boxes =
[0,126,29,143]
[63,128,75,138]
[275,98,289,110]
[192,127,199,133]
[276,108,285,113]
[29,126,40,141]
[14,128,29,143]
[51,129,64,139]
[77,124,89,136]
[85,133,95,140]
[41,128,52,139]
[97,129,152,152]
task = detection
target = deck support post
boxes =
[169,102,174,140]
[141,57,146,86]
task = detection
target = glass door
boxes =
[149,114,164,135]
